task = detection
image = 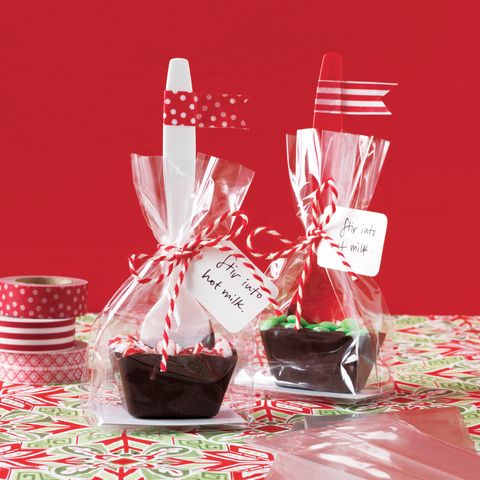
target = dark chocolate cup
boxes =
[112,352,237,418]
[260,328,380,394]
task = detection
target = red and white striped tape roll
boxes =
[0,315,76,351]
[0,276,88,319]
[0,341,87,385]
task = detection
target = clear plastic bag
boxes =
[254,129,393,401]
[87,153,255,424]
[252,411,480,479]
[291,407,476,451]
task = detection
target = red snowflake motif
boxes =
[189,444,273,478]
[94,431,157,454]
[0,443,51,469]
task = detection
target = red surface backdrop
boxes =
[0,1,478,314]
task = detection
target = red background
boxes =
[0,1,478,314]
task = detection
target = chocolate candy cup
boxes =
[113,351,237,418]
[260,328,380,393]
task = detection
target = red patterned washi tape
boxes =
[0,315,76,351]
[0,340,87,385]
[0,276,88,319]
[163,91,249,128]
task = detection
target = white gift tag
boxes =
[185,243,278,333]
[316,207,387,277]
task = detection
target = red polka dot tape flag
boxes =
[163,91,250,128]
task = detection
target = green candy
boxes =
[286,315,309,327]
[312,325,331,332]
[284,323,296,329]
[260,315,285,331]
[259,319,277,331]
[340,318,360,333]
[319,321,339,331]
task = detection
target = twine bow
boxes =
[246,178,358,330]
[129,210,279,372]
[129,211,247,371]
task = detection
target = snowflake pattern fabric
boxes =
[0,314,480,479]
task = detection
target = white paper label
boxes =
[185,243,278,333]
[316,207,387,277]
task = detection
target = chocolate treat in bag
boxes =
[92,153,254,421]
[87,59,276,424]
[246,53,396,402]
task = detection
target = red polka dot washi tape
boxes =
[0,276,88,319]
[163,90,250,129]
[0,340,87,384]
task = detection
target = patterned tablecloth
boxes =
[1,315,480,479]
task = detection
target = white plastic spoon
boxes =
[140,58,211,348]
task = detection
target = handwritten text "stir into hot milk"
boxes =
[316,206,388,277]
[185,245,278,332]
[338,217,377,257]
[201,255,264,312]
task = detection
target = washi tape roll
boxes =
[0,341,87,385]
[0,315,76,351]
[0,276,88,319]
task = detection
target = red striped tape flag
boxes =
[315,80,397,115]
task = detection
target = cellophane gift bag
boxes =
[250,412,480,479]
[290,407,476,452]
[251,128,393,402]
[87,153,256,423]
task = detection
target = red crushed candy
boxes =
[108,335,154,356]
[108,335,234,358]
[123,346,146,356]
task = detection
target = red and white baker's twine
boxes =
[247,178,358,330]
[129,211,280,372]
